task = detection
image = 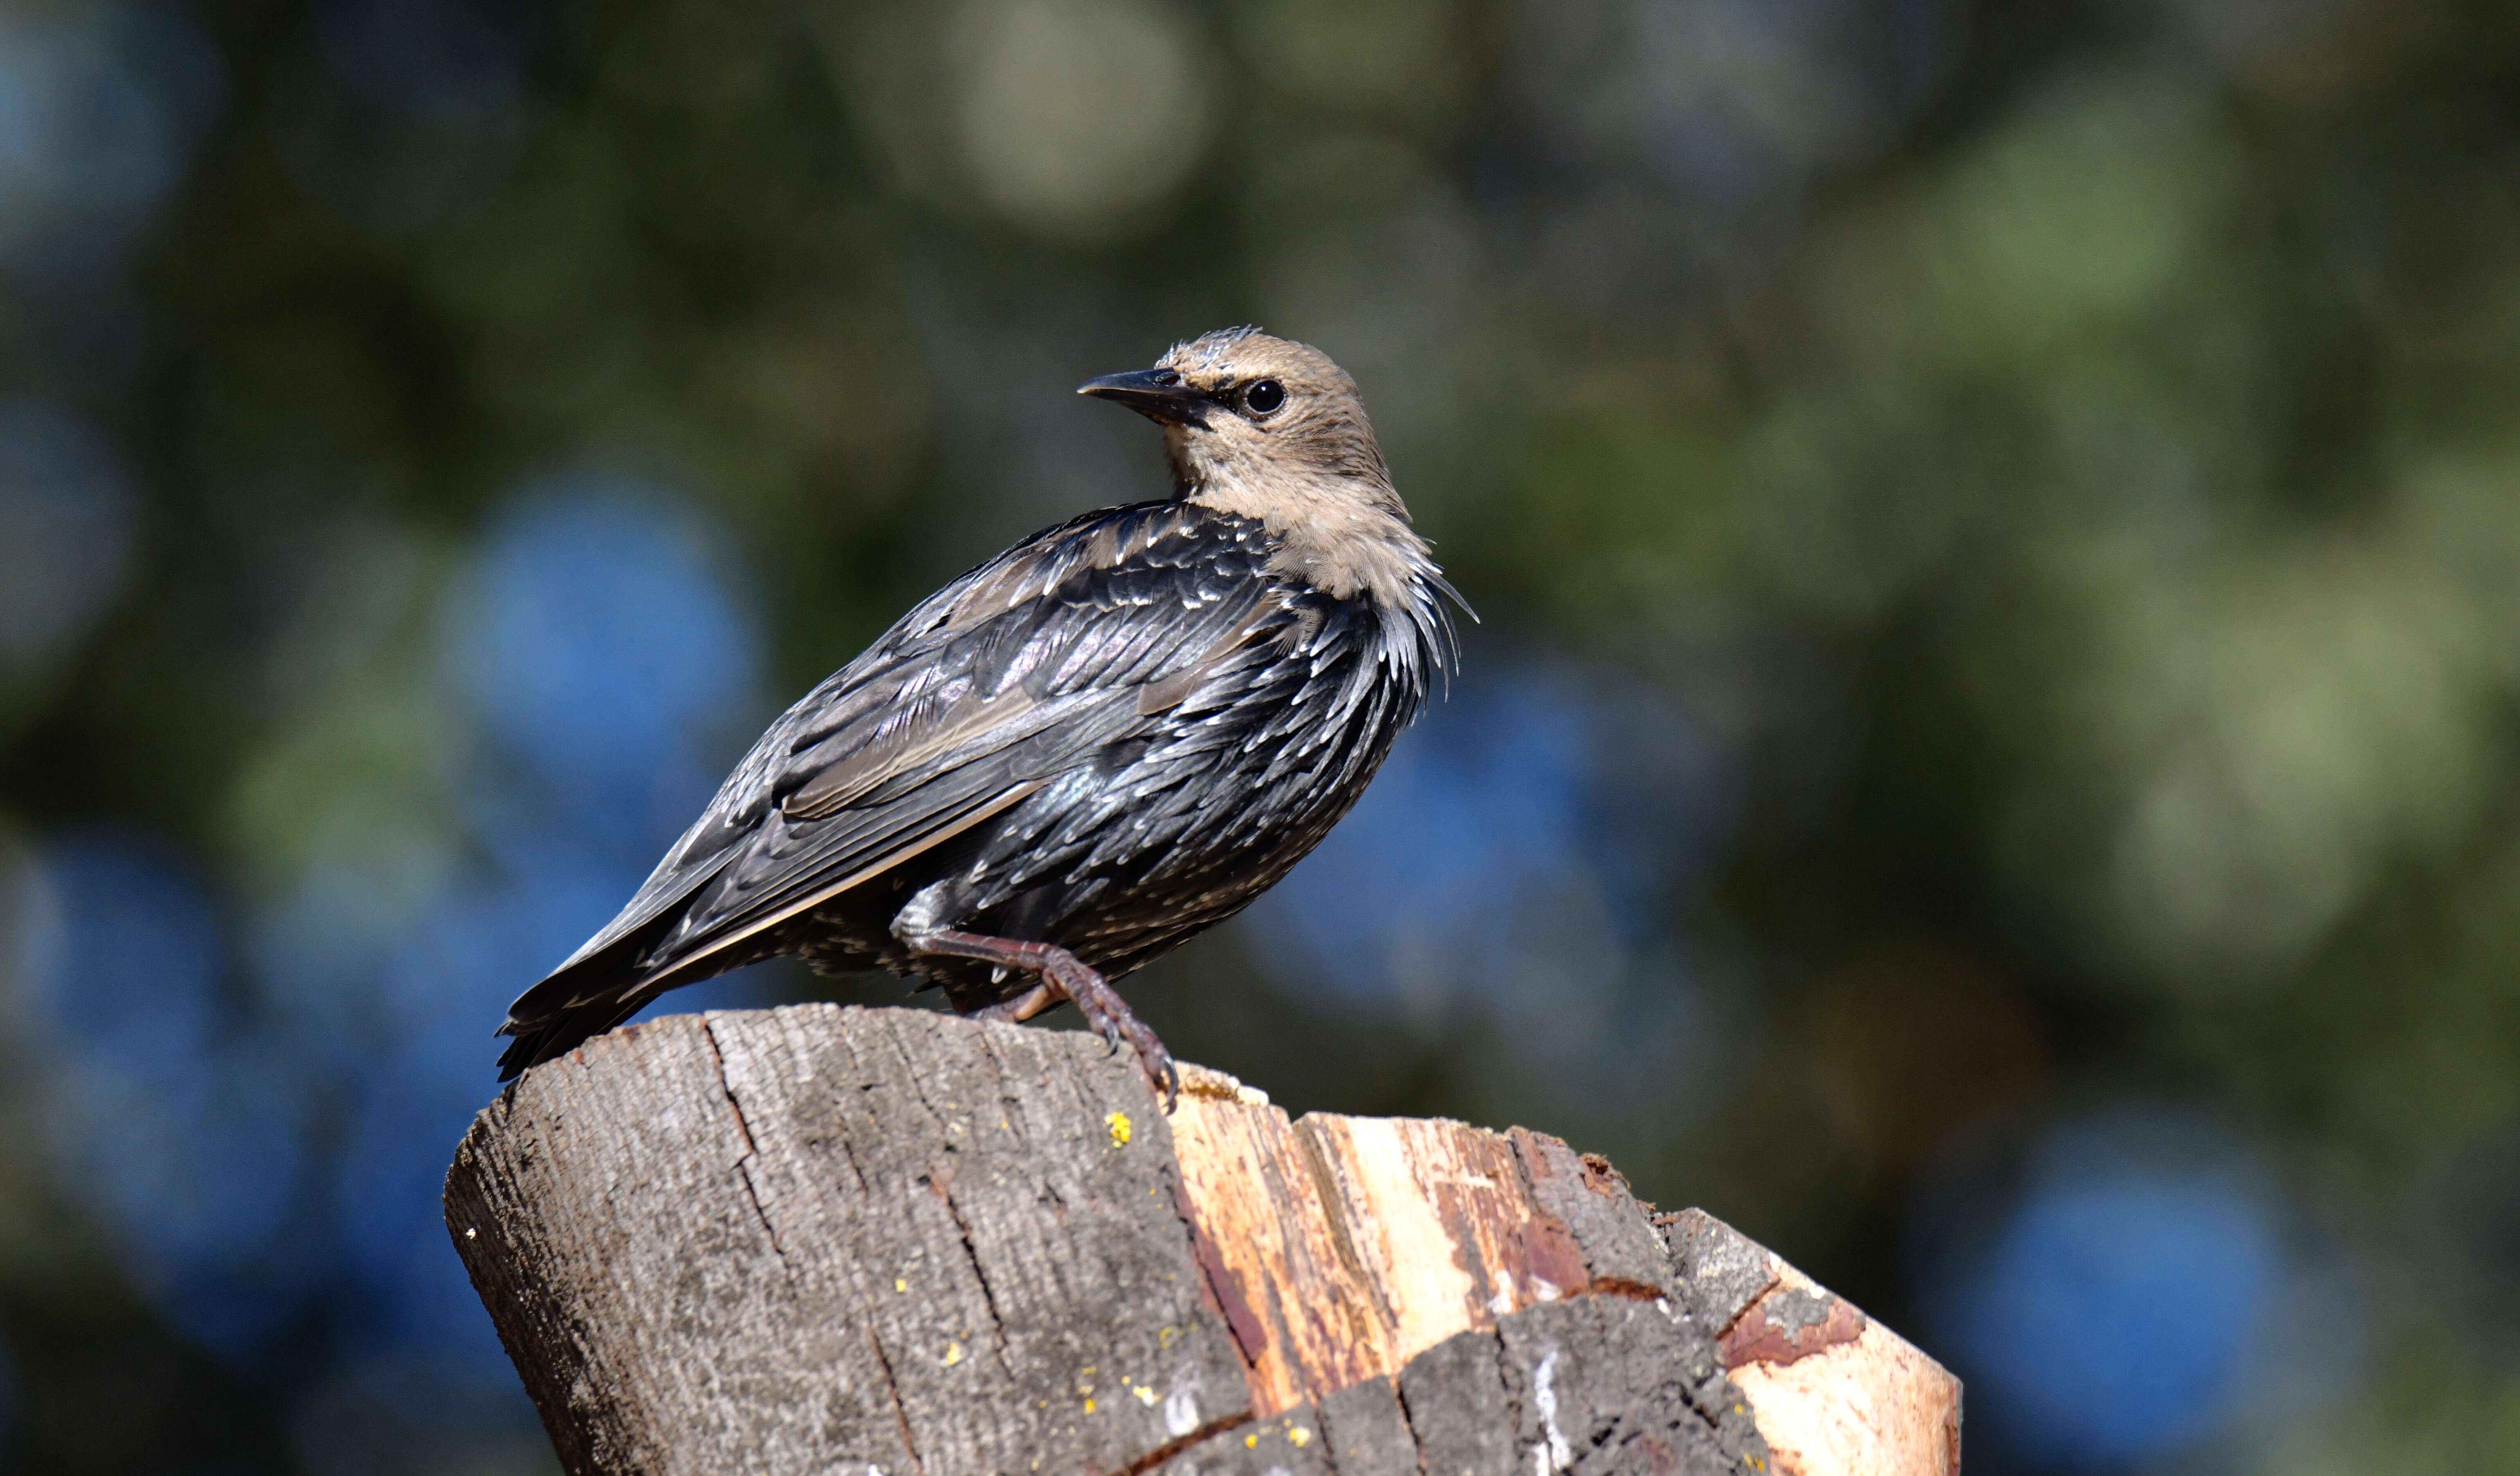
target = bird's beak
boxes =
[1078,368,1209,427]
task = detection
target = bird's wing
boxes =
[505,500,1281,1018]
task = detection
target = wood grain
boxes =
[447,1004,1955,1476]
[1662,1208,1964,1476]
[1165,1065,1690,1418]
[447,1006,1251,1475]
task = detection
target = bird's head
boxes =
[1079,329,1401,517]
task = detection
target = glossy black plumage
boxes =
[497,330,1462,1098]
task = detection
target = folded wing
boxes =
[495,501,1279,1074]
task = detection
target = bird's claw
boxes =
[1052,959,1179,1113]
[941,939,1182,1114]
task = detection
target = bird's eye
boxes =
[1242,379,1286,416]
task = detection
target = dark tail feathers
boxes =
[494,993,649,1080]
[493,928,671,1080]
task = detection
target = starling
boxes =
[496,330,1466,1104]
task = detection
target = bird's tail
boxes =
[494,992,649,1080]
[494,931,668,1080]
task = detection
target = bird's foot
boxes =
[1037,951,1179,1113]
[917,929,1179,1111]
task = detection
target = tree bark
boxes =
[445,1003,1958,1476]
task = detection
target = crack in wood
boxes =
[865,1324,929,1476]
[702,1018,786,1261]
[1189,1215,1269,1370]
[931,1174,1017,1380]
[1388,1371,1435,1476]
[887,1022,1018,1378]
[1109,1411,1257,1476]
[451,1008,1953,1476]
[1490,1330,1531,1473]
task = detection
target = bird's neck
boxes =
[1180,460,1433,609]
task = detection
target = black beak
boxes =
[1078,368,1209,427]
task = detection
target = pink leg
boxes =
[909,928,1179,1110]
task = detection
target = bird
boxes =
[495,328,1467,1106]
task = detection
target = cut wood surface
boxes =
[445,1003,1958,1476]
[1663,1210,1962,1476]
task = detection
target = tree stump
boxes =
[445,1004,1959,1476]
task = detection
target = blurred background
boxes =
[2,0,2517,1469]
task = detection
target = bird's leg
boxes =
[906,928,1179,1110]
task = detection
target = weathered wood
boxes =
[447,1004,1957,1476]
[1157,1298,1766,1476]
[445,1007,1251,1475]
[1662,1210,1962,1476]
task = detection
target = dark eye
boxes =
[1242,379,1286,416]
